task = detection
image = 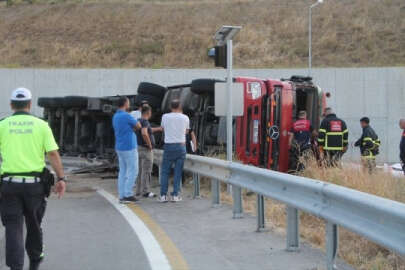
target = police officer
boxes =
[318,108,349,167]
[0,88,66,270]
[399,119,405,175]
[355,117,380,174]
[288,110,313,171]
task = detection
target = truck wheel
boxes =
[180,88,201,114]
[137,82,167,99]
[64,96,89,108]
[135,94,162,109]
[38,97,53,108]
[191,79,223,95]
[38,97,65,108]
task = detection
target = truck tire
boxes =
[38,97,65,108]
[181,89,201,114]
[161,88,201,115]
[191,79,223,95]
[38,97,53,108]
[138,82,167,99]
[64,96,89,108]
[135,94,162,109]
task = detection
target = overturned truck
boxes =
[38,76,328,173]
[38,79,224,159]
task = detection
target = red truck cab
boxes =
[236,76,327,172]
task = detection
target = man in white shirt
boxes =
[159,99,190,202]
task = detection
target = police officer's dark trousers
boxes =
[0,182,46,270]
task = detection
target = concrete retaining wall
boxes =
[0,67,404,163]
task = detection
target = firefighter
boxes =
[354,117,380,174]
[289,110,313,172]
[399,119,405,175]
[318,108,349,167]
[0,88,66,270]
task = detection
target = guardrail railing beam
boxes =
[152,149,405,260]
[286,206,300,251]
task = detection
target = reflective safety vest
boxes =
[318,114,348,151]
[0,112,59,175]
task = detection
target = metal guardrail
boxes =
[153,149,405,270]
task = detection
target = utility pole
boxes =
[309,0,323,76]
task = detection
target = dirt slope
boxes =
[0,0,404,68]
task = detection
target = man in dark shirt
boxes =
[399,119,405,175]
[288,110,313,172]
[135,105,160,198]
[289,111,313,149]
[355,117,380,174]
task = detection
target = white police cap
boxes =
[11,87,32,101]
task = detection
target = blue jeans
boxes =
[116,149,139,199]
[160,144,186,196]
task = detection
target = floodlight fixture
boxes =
[214,26,242,46]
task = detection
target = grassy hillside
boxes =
[0,0,404,68]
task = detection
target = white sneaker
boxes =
[171,196,182,202]
[159,195,168,203]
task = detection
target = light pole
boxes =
[214,26,243,217]
[308,0,323,76]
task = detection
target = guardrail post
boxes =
[211,179,220,206]
[193,173,200,198]
[286,206,300,251]
[256,194,265,231]
[232,186,243,218]
[326,222,339,270]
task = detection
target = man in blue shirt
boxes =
[112,96,141,203]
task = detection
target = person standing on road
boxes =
[318,108,349,167]
[355,117,380,174]
[159,100,190,203]
[399,119,405,175]
[0,88,66,270]
[135,104,160,198]
[112,96,141,204]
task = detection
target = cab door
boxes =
[263,80,293,172]
[264,81,282,170]
[235,78,266,166]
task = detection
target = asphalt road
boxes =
[0,174,355,270]
[0,193,150,270]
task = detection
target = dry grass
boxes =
[0,0,404,68]
[196,158,405,270]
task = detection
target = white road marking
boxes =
[97,189,171,270]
